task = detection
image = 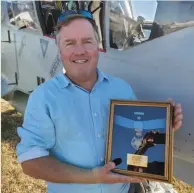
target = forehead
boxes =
[59,18,96,40]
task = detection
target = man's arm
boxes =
[21,156,142,184]
[21,156,94,183]
[17,89,94,184]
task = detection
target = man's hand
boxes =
[91,162,143,184]
[168,98,183,131]
[21,156,143,184]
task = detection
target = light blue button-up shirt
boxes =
[16,69,136,193]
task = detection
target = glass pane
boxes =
[1,1,7,23]
[39,1,105,50]
[109,1,194,50]
[40,1,62,36]
[41,0,56,9]
[12,1,39,30]
[6,1,15,25]
[88,1,105,50]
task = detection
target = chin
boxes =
[77,67,95,75]
[77,72,92,80]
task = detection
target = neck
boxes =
[65,72,98,92]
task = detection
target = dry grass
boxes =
[1,99,46,193]
[1,98,194,193]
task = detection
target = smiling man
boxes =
[16,10,183,193]
[56,13,99,91]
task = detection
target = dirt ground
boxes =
[1,98,194,193]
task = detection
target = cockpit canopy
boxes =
[2,0,194,51]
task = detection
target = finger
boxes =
[108,173,143,183]
[173,121,182,131]
[168,98,175,106]
[103,162,116,172]
[168,98,172,102]
[174,114,183,124]
[112,158,122,166]
[174,110,182,120]
[174,104,182,116]
[175,103,181,109]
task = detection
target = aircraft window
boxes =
[37,1,105,50]
[38,1,64,37]
[88,1,105,50]
[5,1,15,25]
[1,1,7,23]
[11,1,39,30]
[109,1,194,50]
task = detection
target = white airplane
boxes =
[1,0,194,188]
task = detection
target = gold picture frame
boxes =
[105,100,174,183]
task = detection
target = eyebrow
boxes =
[82,37,94,41]
[63,39,75,43]
[63,37,94,43]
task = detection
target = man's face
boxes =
[58,18,99,81]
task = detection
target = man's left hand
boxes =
[168,98,183,132]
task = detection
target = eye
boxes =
[84,40,92,44]
[66,42,73,46]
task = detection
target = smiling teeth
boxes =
[74,60,87,63]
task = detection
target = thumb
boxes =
[103,162,116,172]
[168,98,172,102]
[168,98,175,106]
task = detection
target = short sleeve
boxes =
[16,88,55,163]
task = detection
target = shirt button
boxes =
[100,157,104,162]
[97,133,105,138]
[97,133,101,138]
[93,113,97,117]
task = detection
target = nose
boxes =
[73,44,86,55]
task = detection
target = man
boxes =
[16,10,183,193]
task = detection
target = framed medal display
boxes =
[105,99,174,183]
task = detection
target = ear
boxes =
[55,33,59,45]
[55,34,61,56]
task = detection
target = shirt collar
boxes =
[56,68,109,89]
[96,68,109,84]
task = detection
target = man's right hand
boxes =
[20,156,143,184]
[90,162,143,184]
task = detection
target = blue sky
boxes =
[131,0,158,21]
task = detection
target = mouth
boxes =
[72,59,88,64]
